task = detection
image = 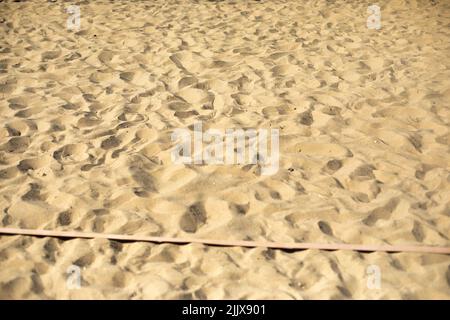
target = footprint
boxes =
[64,52,81,62]
[93,217,105,232]
[231,93,251,106]
[407,134,422,153]
[53,144,89,163]
[2,136,30,153]
[210,60,232,68]
[270,191,282,200]
[180,202,207,233]
[43,238,58,262]
[61,103,79,110]
[41,51,60,61]
[5,120,37,137]
[326,159,342,171]
[77,116,102,128]
[8,101,27,110]
[336,286,352,298]
[82,93,96,103]
[178,77,197,89]
[318,220,333,236]
[101,136,121,150]
[352,192,370,203]
[271,64,291,76]
[174,110,199,119]
[169,101,190,111]
[118,111,146,123]
[229,203,249,215]
[21,183,46,202]
[31,274,44,295]
[112,272,128,288]
[177,87,209,104]
[298,111,313,126]
[412,221,424,242]
[17,156,49,172]
[98,50,115,64]
[49,120,66,132]
[363,198,399,226]
[321,105,341,116]
[119,72,134,82]
[57,210,72,226]
[73,252,95,268]
[0,166,19,179]
[268,52,289,60]
[128,157,157,192]
[350,164,375,180]
[0,78,17,95]
[262,106,289,117]
[14,107,43,118]
[112,148,127,159]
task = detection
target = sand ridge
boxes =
[0,0,449,299]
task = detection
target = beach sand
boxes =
[0,0,449,299]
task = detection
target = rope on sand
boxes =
[0,227,449,254]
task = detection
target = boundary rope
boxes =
[0,227,449,254]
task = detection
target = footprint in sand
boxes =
[2,136,31,153]
[17,156,50,172]
[53,143,89,163]
[100,136,121,150]
[318,220,333,236]
[176,87,209,104]
[174,110,199,119]
[350,164,376,181]
[128,156,157,193]
[41,51,61,61]
[180,202,207,233]
[14,106,44,118]
[119,72,134,82]
[325,159,343,173]
[57,210,73,226]
[0,166,19,180]
[229,203,250,215]
[5,119,36,137]
[412,221,425,242]
[363,198,400,227]
[168,101,190,111]
[298,111,314,126]
[21,183,47,202]
[178,76,197,89]
[77,114,103,128]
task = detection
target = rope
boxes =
[0,227,449,254]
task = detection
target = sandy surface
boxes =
[0,0,449,299]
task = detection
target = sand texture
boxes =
[0,0,449,299]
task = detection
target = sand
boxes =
[0,0,449,299]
